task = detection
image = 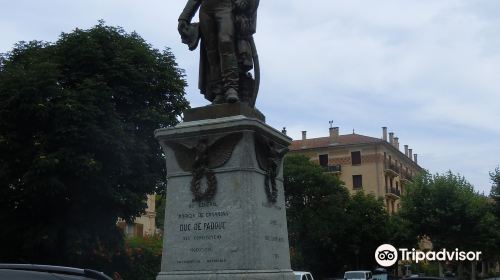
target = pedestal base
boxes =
[157,269,295,280]
[154,111,293,280]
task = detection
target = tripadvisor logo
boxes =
[375,244,398,267]
[375,244,482,267]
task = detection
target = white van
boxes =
[294,271,315,280]
[344,271,373,280]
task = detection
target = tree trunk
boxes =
[471,261,477,280]
[457,262,464,280]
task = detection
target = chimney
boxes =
[329,126,339,142]
[409,149,413,160]
[404,145,409,157]
[382,127,388,141]
[302,131,307,140]
[389,132,394,144]
[394,137,400,150]
[414,154,418,164]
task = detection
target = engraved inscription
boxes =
[207,259,226,263]
[177,260,201,264]
[189,201,218,208]
[178,213,196,219]
[190,247,212,253]
[264,235,284,242]
[177,221,227,231]
[174,202,230,267]
[193,234,222,240]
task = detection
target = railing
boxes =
[323,164,341,173]
[384,160,401,176]
[388,163,400,173]
[385,186,401,197]
[401,172,413,181]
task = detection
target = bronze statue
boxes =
[178,0,260,107]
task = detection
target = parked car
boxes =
[294,271,315,280]
[0,264,113,280]
[373,268,388,280]
[402,277,445,280]
[344,270,373,280]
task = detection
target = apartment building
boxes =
[288,126,423,214]
[117,194,157,237]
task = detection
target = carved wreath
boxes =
[165,133,242,201]
[255,136,288,203]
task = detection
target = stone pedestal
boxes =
[155,105,294,280]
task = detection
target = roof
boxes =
[289,133,384,151]
[0,264,112,280]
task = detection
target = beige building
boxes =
[289,126,423,214]
[117,194,157,237]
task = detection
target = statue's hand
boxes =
[178,20,189,35]
[233,0,246,11]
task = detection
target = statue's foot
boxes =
[212,94,225,104]
[225,88,239,103]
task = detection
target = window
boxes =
[125,224,135,236]
[351,151,361,165]
[353,175,363,189]
[319,154,328,167]
[125,223,143,237]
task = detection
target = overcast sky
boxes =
[1,0,499,194]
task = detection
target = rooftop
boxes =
[290,133,383,151]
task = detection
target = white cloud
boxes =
[1,0,499,192]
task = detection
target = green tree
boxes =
[284,155,350,278]
[386,212,415,249]
[399,171,500,278]
[339,192,389,271]
[120,235,163,280]
[400,172,498,252]
[489,167,500,261]
[491,167,500,219]
[284,155,391,277]
[155,193,166,232]
[0,22,189,269]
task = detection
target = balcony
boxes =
[401,172,413,183]
[384,162,400,177]
[323,164,341,173]
[385,186,401,198]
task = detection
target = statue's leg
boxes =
[199,10,224,103]
[215,9,239,103]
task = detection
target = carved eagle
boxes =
[165,133,242,172]
[254,135,288,173]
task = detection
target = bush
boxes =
[117,234,163,280]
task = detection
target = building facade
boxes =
[289,126,423,214]
[117,194,157,237]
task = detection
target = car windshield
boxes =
[345,272,365,279]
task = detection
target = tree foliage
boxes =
[399,172,500,256]
[120,235,163,280]
[0,22,189,267]
[340,191,389,271]
[284,155,349,276]
[489,167,500,258]
[284,155,389,278]
[491,167,500,219]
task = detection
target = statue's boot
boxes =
[225,88,239,103]
[212,94,226,104]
